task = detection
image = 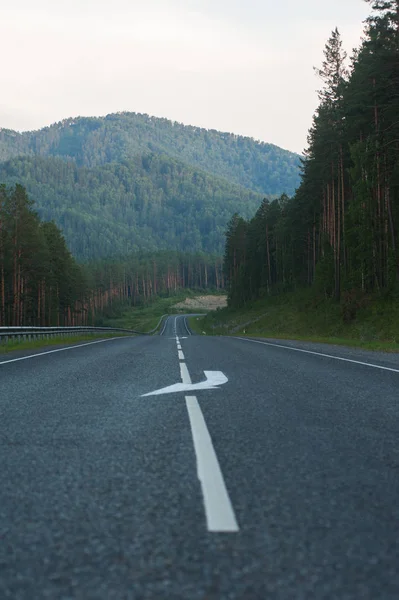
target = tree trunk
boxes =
[266,224,271,293]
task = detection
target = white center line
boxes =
[185,395,239,532]
[175,330,239,533]
[179,361,192,384]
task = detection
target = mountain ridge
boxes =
[0,111,301,197]
[0,111,301,260]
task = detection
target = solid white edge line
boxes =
[0,336,136,366]
[178,350,185,360]
[185,395,239,532]
[159,317,168,336]
[234,337,399,374]
[183,317,191,336]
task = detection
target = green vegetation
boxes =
[0,112,301,196]
[99,293,187,332]
[0,183,91,327]
[0,112,301,260]
[195,291,399,352]
[0,183,225,327]
[222,3,399,348]
[187,316,208,335]
[2,1,397,348]
[0,155,263,259]
[99,290,210,332]
[1,290,213,351]
[0,332,130,355]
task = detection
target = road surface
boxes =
[1,315,399,599]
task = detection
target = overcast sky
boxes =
[1,0,370,153]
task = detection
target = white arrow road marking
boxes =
[141,371,228,396]
[180,362,191,384]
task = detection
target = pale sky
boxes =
[0,0,370,153]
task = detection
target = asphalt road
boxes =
[1,315,399,599]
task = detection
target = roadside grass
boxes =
[188,316,208,335]
[0,333,130,355]
[193,291,399,353]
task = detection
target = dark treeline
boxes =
[0,184,224,327]
[224,1,399,314]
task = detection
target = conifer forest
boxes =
[224,1,399,316]
[1,1,398,328]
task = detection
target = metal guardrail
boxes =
[0,326,134,346]
[0,315,169,345]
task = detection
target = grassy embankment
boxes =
[0,333,129,355]
[189,290,399,352]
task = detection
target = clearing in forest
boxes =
[173,295,227,311]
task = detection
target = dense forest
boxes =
[0,112,301,197]
[0,184,224,327]
[0,113,300,260]
[0,154,263,259]
[4,1,395,329]
[224,1,399,317]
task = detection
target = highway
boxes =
[1,315,399,599]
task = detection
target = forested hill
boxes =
[0,154,263,259]
[0,112,301,197]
